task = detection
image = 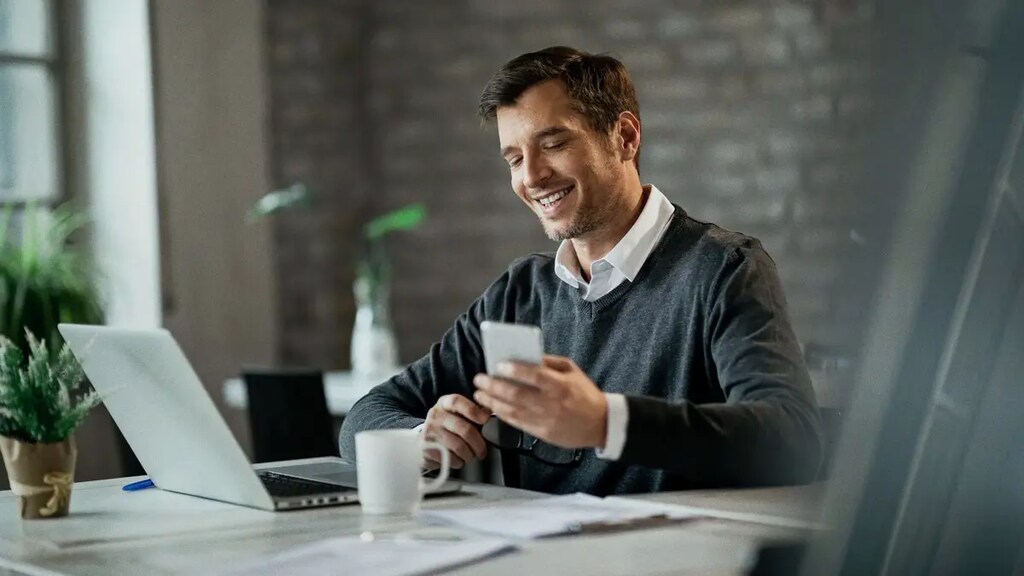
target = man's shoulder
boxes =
[477,252,559,311]
[503,251,552,272]
[506,251,557,281]
[668,208,765,266]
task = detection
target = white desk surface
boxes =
[0,457,826,576]
[223,371,389,416]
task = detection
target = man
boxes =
[340,46,823,495]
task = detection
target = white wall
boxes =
[76,0,162,328]
[57,0,163,484]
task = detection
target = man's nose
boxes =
[521,153,552,190]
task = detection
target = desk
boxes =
[223,371,395,416]
[0,458,825,576]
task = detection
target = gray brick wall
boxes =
[265,0,874,387]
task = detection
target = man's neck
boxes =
[572,183,649,282]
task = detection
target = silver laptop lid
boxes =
[58,324,274,510]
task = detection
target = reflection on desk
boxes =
[0,457,826,576]
[223,369,401,416]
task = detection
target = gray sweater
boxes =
[339,207,824,495]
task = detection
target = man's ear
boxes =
[614,111,641,164]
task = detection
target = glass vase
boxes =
[350,249,399,379]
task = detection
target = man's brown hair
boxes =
[479,46,641,168]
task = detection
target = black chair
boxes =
[242,369,337,463]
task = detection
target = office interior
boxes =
[0,0,1021,574]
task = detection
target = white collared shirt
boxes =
[553,184,675,461]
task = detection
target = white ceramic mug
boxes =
[354,429,450,515]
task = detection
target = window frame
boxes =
[0,0,67,209]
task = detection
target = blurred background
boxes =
[0,0,949,485]
[4,1,1023,572]
[0,0,880,485]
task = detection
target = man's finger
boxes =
[481,376,544,407]
[542,354,575,371]
[441,414,488,460]
[431,427,476,467]
[474,390,525,424]
[442,394,491,425]
[496,362,567,394]
[475,390,544,439]
[495,361,542,386]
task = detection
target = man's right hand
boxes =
[423,394,491,469]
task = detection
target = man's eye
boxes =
[508,157,522,169]
[543,141,566,151]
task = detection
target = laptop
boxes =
[58,324,461,511]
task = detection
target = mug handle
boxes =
[420,441,450,494]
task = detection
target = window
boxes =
[0,0,61,224]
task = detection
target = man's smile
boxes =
[534,184,575,215]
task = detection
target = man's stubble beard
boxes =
[543,203,602,241]
[541,184,620,242]
[541,148,623,242]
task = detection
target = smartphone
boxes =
[480,321,543,377]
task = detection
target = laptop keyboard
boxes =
[257,471,343,498]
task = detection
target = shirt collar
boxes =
[554,238,584,287]
[553,184,675,286]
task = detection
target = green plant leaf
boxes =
[0,201,104,354]
[0,333,99,443]
[247,183,313,222]
[365,203,426,240]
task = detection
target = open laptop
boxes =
[58,324,460,512]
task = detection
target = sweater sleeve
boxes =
[337,270,511,463]
[618,242,824,486]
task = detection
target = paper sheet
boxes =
[613,497,827,531]
[220,532,515,576]
[422,493,702,539]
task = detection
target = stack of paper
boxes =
[221,532,515,576]
[422,493,702,539]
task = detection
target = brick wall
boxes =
[265,0,874,391]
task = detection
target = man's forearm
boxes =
[338,391,426,463]
[618,394,823,486]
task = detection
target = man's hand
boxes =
[423,394,491,469]
[473,355,608,449]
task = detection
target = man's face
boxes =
[496,80,627,242]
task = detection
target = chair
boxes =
[242,369,337,463]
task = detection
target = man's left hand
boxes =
[473,355,608,449]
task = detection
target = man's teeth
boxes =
[539,187,571,207]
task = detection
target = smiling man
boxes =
[339,47,824,495]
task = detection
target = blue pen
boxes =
[122,478,154,492]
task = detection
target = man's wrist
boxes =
[593,393,609,449]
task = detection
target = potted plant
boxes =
[0,203,104,354]
[0,331,100,518]
[249,184,426,376]
[0,202,106,508]
[350,202,425,377]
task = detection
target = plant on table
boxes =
[0,331,99,518]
